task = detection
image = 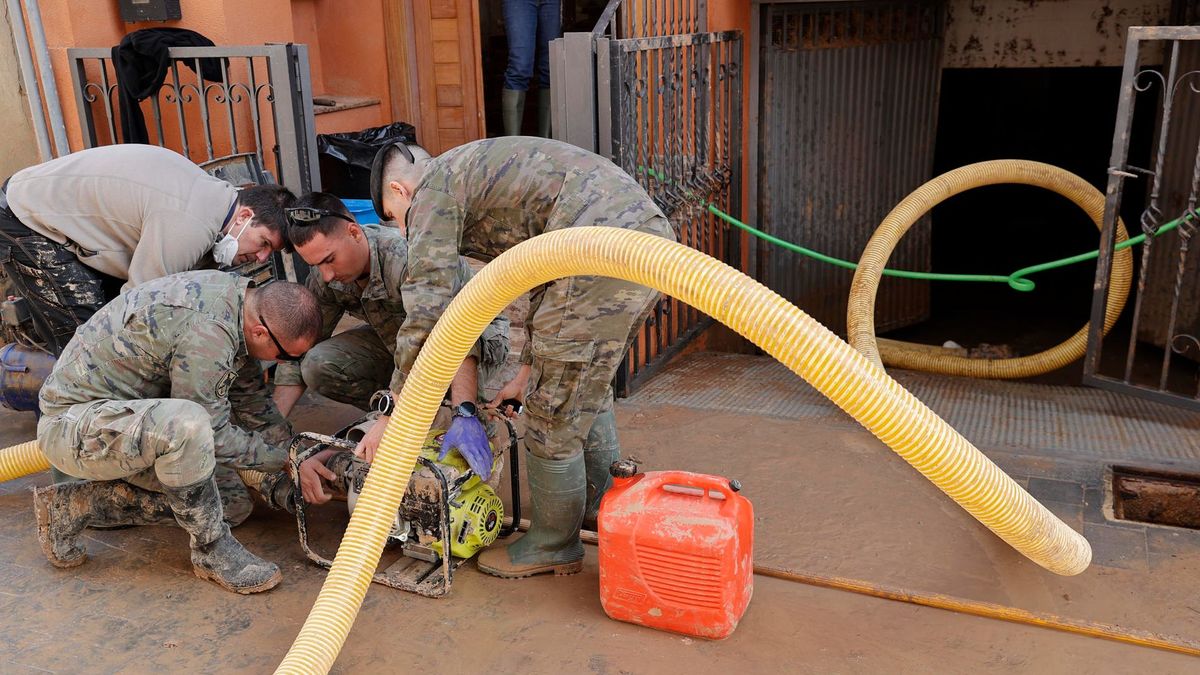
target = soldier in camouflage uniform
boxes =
[34,270,322,594]
[271,192,509,504]
[369,137,675,578]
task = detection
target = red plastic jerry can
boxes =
[598,463,753,640]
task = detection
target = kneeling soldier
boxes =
[33,271,320,594]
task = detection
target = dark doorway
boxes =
[885,66,1158,385]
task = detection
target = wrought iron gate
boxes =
[1084,26,1200,410]
[66,44,319,195]
[552,1,743,397]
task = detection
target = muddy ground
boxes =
[1,357,1198,673]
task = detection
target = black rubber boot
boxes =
[477,452,585,578]
[33,480,175,568]
[582,410,619,532]
[163,475,282,594]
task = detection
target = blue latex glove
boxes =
[441,413,492,480]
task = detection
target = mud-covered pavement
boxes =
[1,354,1199,672]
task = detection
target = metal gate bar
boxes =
[603,28,743,396]
[554,1,742,398]
[66,44,319,195]
[1085,25,1200,410]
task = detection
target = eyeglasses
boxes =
[258,313,305,362]
[286,207,355,225]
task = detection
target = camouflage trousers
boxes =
[523,216,674,461]
[0,209,117,355]
[38,398,290,527]
[301,324,510,410]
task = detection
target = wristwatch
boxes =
[370,390,396,417]
[452,401,478,418]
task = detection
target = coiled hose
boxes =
[847,160,1133,377]
[0,227,1091,672]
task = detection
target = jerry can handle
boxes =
[654,471,742,503]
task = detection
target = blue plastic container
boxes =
[0,342,56,412]
[341,198,381,225]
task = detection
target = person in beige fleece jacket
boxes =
[0,144,296,354]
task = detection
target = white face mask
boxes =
[214,218,252,267]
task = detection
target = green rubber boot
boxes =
[33,480,175,568]
[582,410,618,532]
[502,88,526,136]
[537,88,552,138]
[477,451,585,578]
[163,475,282,594]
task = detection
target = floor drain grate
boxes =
[1111,466,1200,530]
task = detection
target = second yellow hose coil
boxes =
[274,227,1090,673]
[848,160,1132,377]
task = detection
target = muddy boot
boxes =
[537,87,552,138]
[87,482,175,530]
[502,88,526,136]
[163,475,282,594]
[32,480,174,568]
[581,411,618,532]
[477,452,585,578]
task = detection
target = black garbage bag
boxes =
[317,122,417,198]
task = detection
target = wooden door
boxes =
[384,0,486,153]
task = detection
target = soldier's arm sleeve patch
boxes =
[214,369,237,399]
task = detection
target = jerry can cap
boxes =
[609,458,640,478]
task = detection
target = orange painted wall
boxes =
[291,0,326,96]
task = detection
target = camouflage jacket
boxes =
[394,137,666,375]
[274,225,509,393]
[39,270,290,471]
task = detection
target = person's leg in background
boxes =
[299,326,394,411]
[476,273,659,578]
[502,0,537,135]
[534,0,562,138]
[34,398,282,593]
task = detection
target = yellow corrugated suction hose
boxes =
[848,160,1132,377]
[0,440,269,492]
[0,441,50,481]
[0,227,1091,672]
[270,227,1088,673]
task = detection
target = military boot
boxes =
[477,451,585,578]
[502,88,526,136]
[582,410,618,532]
[163,474,282,594]
[33,480,175,568]
[537,87,552,138]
